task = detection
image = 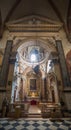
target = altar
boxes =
[10,42,62,118]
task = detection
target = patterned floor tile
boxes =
[0,118,71,130]
[59,125,69,130]
[15,124,25,130]
[48,125,58,130]
[37,124,48,130]
[26,125,35,129]
[4,125,13,130]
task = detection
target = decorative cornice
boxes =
[6,15,63,32]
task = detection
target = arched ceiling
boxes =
[0,0,69,23]
[0,0,71,42]
[5,0,60,22]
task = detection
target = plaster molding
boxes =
[6,15,63,32]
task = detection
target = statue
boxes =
[2,97,9,117]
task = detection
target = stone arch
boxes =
[12,37,56,52]
[11,38,59,103]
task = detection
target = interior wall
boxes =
[0,28,71,110]
[64,93,71,110]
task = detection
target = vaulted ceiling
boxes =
[0,0,71,42]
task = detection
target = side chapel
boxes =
[0,0,71,118]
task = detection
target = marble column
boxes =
[0,40,13,87]
[56,40,71,87]
[53,81,59,103]
[47,78,53,102]
[41,78,47,102]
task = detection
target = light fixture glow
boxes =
[30,54,37,62]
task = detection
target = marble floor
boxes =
[0,118,71,130]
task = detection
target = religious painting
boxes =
[30,79,36,91]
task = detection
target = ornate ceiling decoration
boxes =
[17,40,49,65]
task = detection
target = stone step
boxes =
[28,113,41,118]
